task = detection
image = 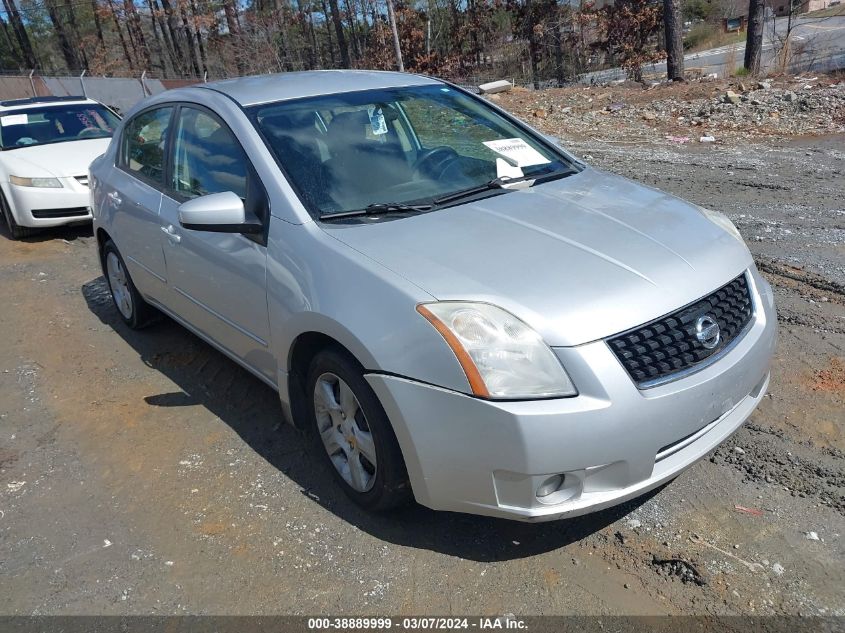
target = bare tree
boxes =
[743,0,764,73]
[106,0,136,70]
[45,0,80,69]
[385,0,404,71]
[3,0,38,69]
[327,0,350,67]
[663,0,683,80]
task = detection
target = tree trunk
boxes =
[0,16,22,69]
[91,0,106,56]
[158,0,186,75]
[125,0,152,70]
[385,0,403,71]
[149,0,178,75]
[189,0,208,76]
[663,0,684,80]
[106,0,135,71]
[327,0,350,67]
[67,4,88,70]
[344,0,360,62]
[2,0,37,69]
[744,0,765,73]
[45,0,80,71]
[145,0,167,74]
[321,0,337,66]
[223,0,244,72]
[180,4,202,76]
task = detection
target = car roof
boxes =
[0,96,100,111]
[199,70,443,107]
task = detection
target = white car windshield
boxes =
[250,85,575,217]
[0,104,119,150]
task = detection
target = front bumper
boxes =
[6,177,92,228]
[366,268,777,521]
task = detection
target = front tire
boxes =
[1,191,37,240]
[102,240,157,329]
[306,348,411,511]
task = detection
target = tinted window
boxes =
[122,107,173,183]
[0,104,119,150]
[170,107,247,200]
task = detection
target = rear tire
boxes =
[102,240,157,329]
[1,191,37,240]
[306,347,412,512]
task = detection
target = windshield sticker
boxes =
[1,114,28,127]
[369,107,388,135]
[483,138,551,167]
[495,158,524,179]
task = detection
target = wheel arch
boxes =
[285,327,374,430]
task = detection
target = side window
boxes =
[121,107,173,183]
[170,107,247,200]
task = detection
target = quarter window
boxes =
[170,107,247,200]
[122,107,173,183]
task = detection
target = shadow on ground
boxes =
[82,274,656,562]
[0,220,93,242]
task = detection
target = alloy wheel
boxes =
[106,252,134,320]
[313,372,378,492]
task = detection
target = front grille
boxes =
[606,273,754,387]
[31,207,90,219]
[75,175,89,187]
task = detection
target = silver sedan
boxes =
[90,71,777,521]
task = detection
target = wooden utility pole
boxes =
[663,0,684,80]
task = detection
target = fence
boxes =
[0,72,199,114]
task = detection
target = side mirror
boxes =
[178,191,262,234]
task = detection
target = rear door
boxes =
[108,106,174,302]
[157,104,274,381]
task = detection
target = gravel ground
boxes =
[0,125,843,616]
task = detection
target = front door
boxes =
[157,105,274,381]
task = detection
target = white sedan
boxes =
[0,96,120,239]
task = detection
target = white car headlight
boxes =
[10,176,63,188]
[417,302,577,399]
[701,207,744,243]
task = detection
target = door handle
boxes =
[107,191,122,206]
[160,224,181,244]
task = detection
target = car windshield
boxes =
[250,84,575,217]
[0,104,119,150]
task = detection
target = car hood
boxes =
[325,168,753,347]
[1,138,111,178]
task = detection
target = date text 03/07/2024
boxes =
[307,617,527,630]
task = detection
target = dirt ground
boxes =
[0,126,843,614]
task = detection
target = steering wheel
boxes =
[413,146,459,179]
[77,127,103,139]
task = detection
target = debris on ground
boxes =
[652,555,709,586]
[493,74,845,145]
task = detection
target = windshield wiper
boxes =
[433,168,573,207]
[320,202,433,220]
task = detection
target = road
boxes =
[581,15,845,83]
[0,135,843,617]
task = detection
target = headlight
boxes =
[10,176,63,188]
[700,207,744,243]
[417,302,577,399]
